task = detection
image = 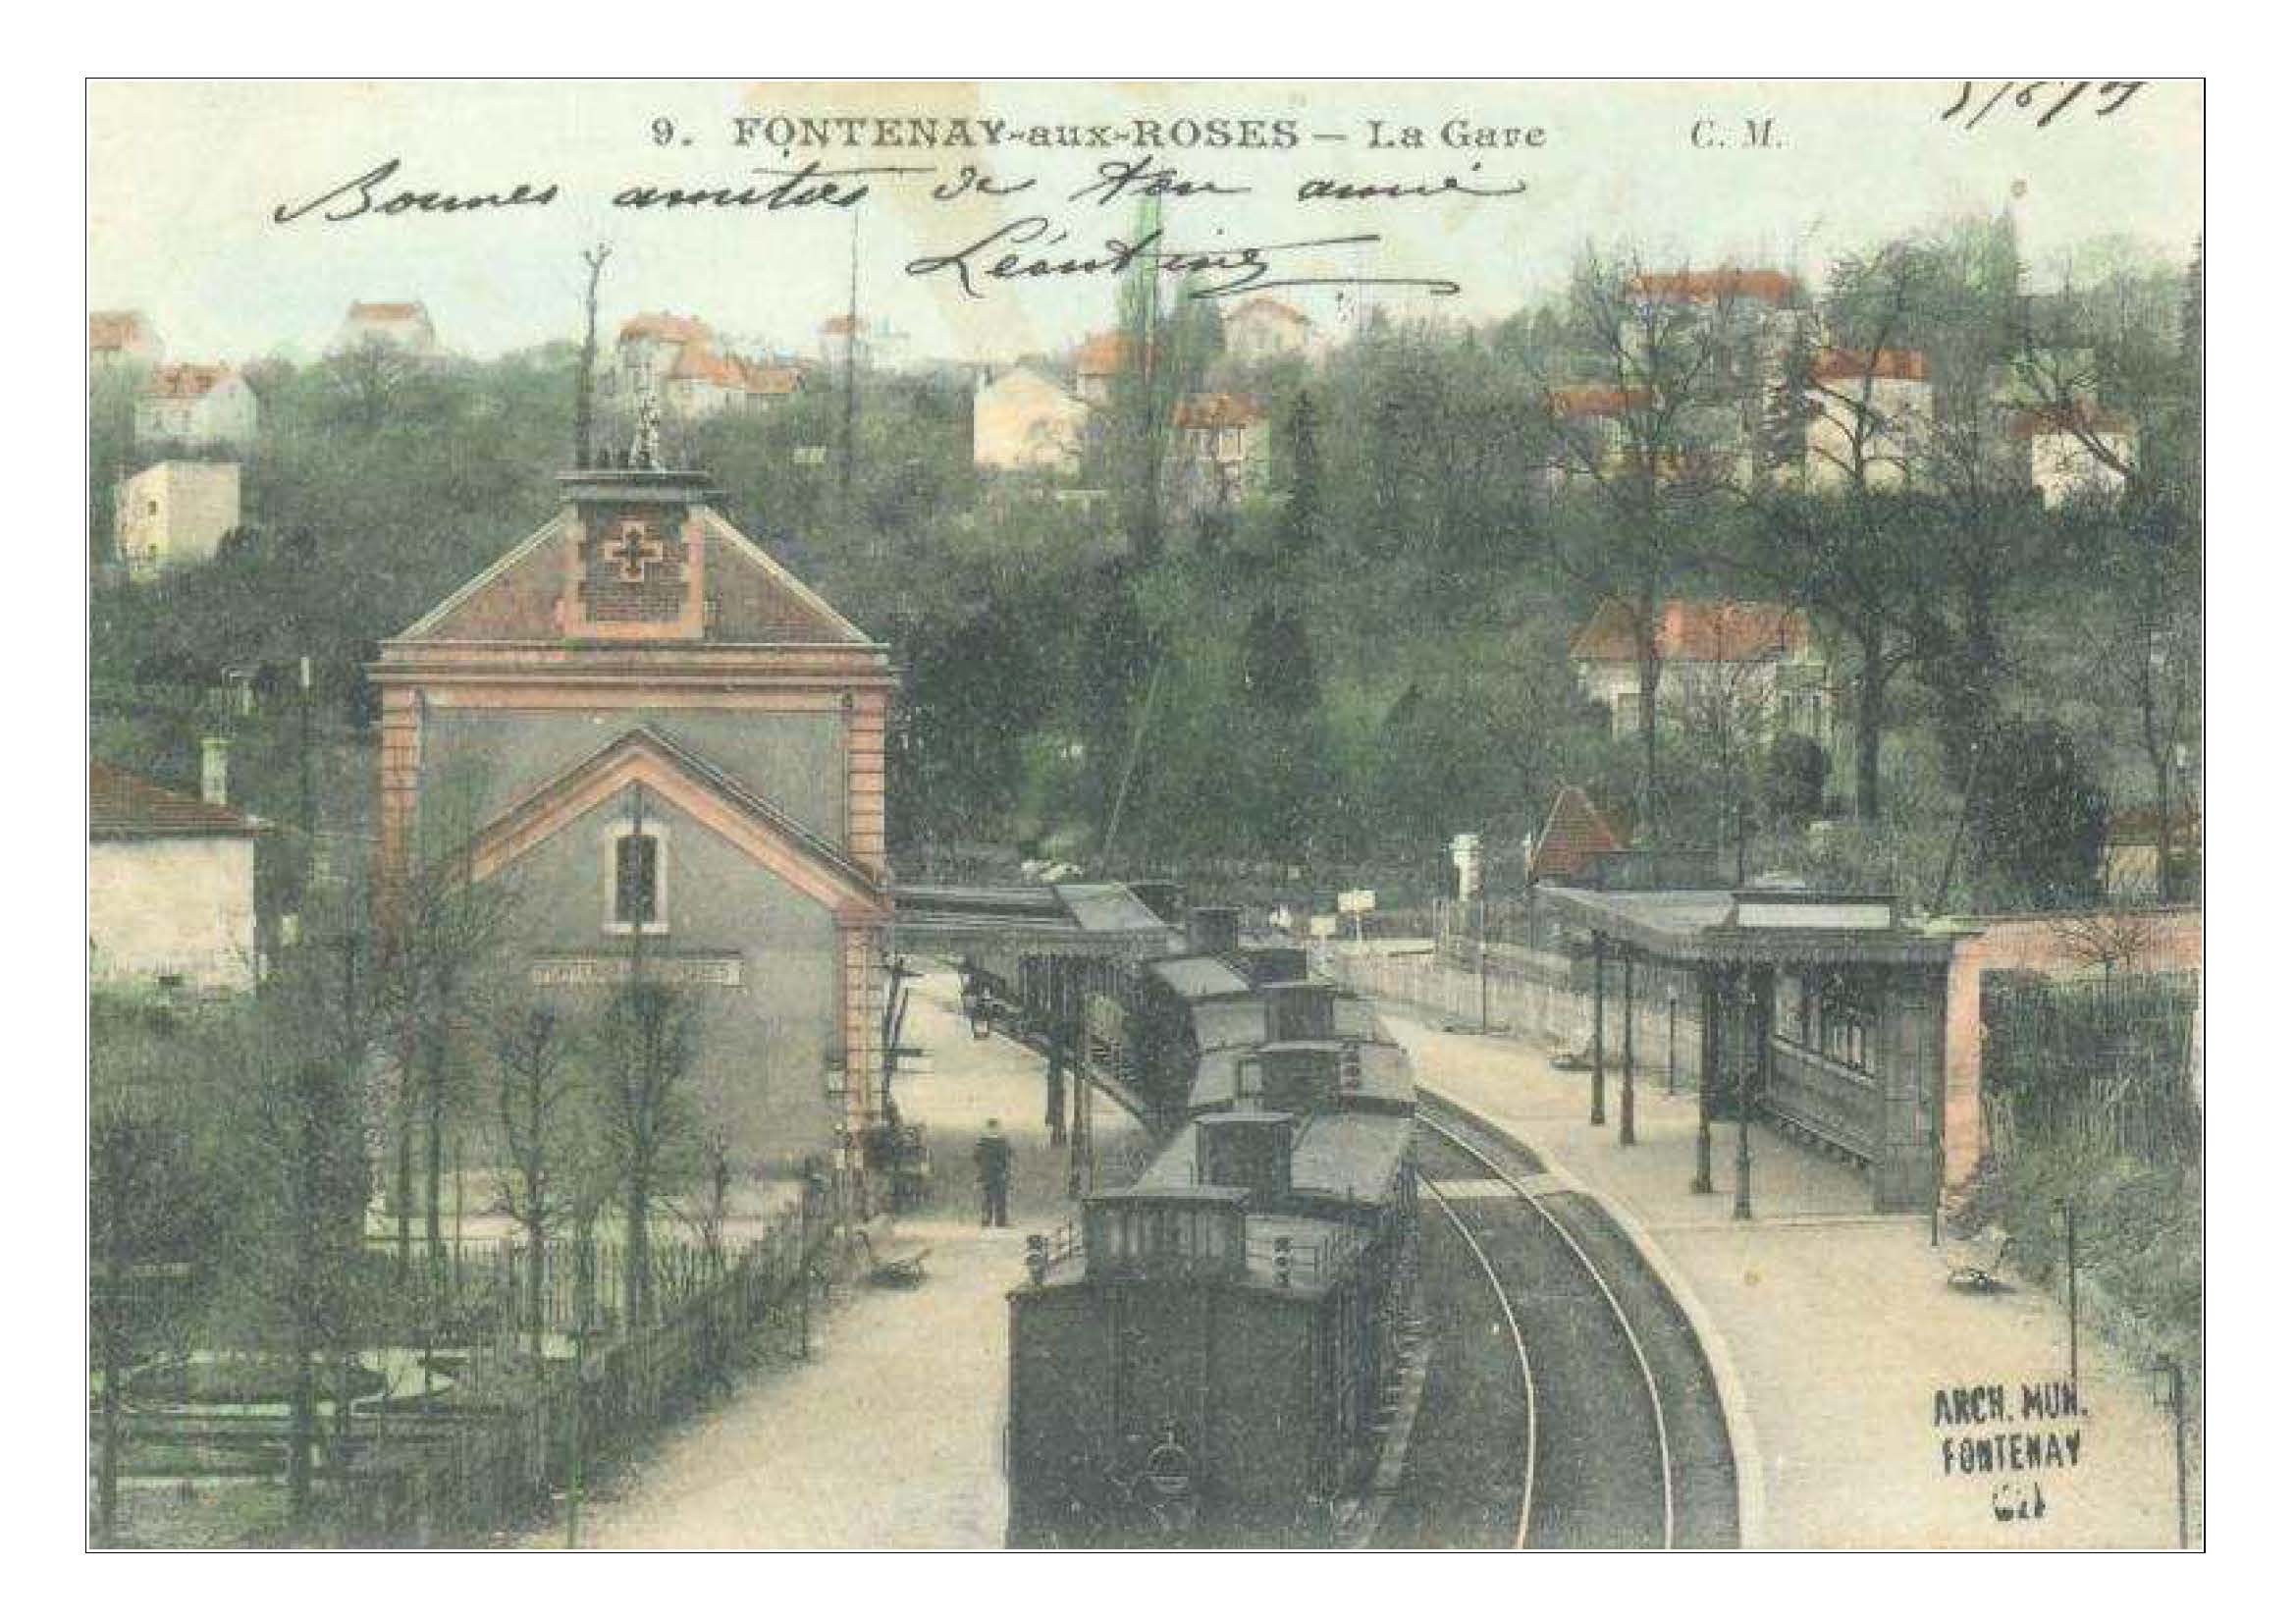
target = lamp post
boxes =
[1589,934,1607,1127]
[1620,954,1636,1147]
[2151,1355,2190,1549]
[2059,1198,2080,1393]
[1692,969,1716,1195]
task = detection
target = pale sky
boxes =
[86,81,2203,366]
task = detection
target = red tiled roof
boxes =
[667,341,801,395]
[1628,268,1799,305]
[619,312,714,346]
[140,363,234,401]
[1810,347,1930,384]
[1076,331,1135,377]
[2012,403,2135,439]
[2106,806,2201,845]
[89,762,258,839]
[743,361,800,396]
[1548,384,1652,419]
[1173,392,1265,429]
[1525,785,1624,883]
[1572,598,1811,664]
[822,314,860,336]
[89,310,152,352]
[347,301,427,321]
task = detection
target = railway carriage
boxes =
[1005,969,1419,1547]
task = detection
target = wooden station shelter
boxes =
[1534,886,1958,1216]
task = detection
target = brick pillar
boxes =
[845,687,888,880]
[375,685,423,923]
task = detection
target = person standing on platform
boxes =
[976,1118,1013,1228]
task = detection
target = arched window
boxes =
[604,817,669,935]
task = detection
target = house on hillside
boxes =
[1074,331,1134,407]
[89,752,263,994]
[820,313,906,372]
[134,363,259,450]
[608,312,797,422]
[89,309,164,374]
[1803,347,1933,491]
[1571,597,1832,743]
[1542,384,1650,490]
[331,300,442,357]
[2014,403,2138,509]
[1169,393,1271,514]
[1223,297,1320,364]
[1522,785,1626,888]
[114,460,240,581]
[973,365,1091,476]
[370,454,895,1186]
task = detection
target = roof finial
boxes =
[630,386,665,471]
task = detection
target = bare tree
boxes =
[574,243,613,467]
[597,976,700,1330]
[490,1005,592,1359]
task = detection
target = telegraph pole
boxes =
[838,211,861,512]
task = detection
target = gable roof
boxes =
[89,310,156,352]
[1549,384,1652,419]
[1572,598,1811,664]
[461,726,884,917]
[141,363,236,401]
[393,495,878,646]
[620,312,714,347]
[1810,347,1930,384]
[1524,785,1623,883]
[1227,296,1310,328]
[1075,331,1134,377]
[90,762,259,839]
[1628,268,1799,305]
[1174,392,1265,429]
[347,301,428,322]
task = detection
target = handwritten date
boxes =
[1941,81,2146,132]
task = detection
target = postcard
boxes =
[86,79,2203,1550]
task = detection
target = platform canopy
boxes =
[1537,886,1958,969]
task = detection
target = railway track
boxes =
[1387,1095,1738,1549]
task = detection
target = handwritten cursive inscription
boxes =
[903,215,1461,300]
[272,158,560,225]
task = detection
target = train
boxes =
[998,905,1420,1548]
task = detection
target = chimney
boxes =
[200,736,230,807]
[1187,905,1241,956]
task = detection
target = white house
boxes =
[114,460,240,581]
[1169,393,1271,514]
[1803,348,1932,491]
[331,299,441,357]
[973,365,1091,476]
[612,312,797,420]
[2015,404,2138,509]
[1572,597,1832,742]
[89,753,262,994]
[134,363,260,450]
[1223,297,1321,364]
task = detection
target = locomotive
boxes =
[1003,928,1419,1548]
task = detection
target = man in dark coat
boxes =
[975,1118,1013,1228]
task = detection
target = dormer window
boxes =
[604,818,668,935]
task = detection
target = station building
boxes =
[371,461,894,1183]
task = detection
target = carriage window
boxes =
[604,821,668,935]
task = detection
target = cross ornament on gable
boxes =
[602,520,670,583]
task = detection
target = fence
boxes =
[330,1207,832,1546]
[1326,941,1712,1096]
[1979,970,2202,1168]
[96,1206,838,1547]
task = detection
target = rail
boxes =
[1416,1100,1680,1550]
[1416,1176,1536,1549]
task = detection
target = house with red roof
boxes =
[1570,597,1832,743]
[89,751,264,993]
[1073,330,1136,406]
[331,299,441,357]
[1169,393,1271,514]
[1522,785,1626,887]
[2013,402,2138,509]
[612,312,802,422]
[89,309,164,374]
[1803,346,1934,492]
[134,362,259,450]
